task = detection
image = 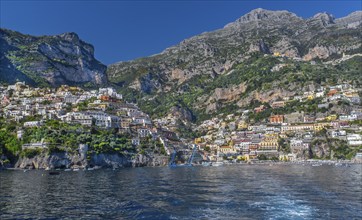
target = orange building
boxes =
[327,89,338,97]
[269,115,284,124]
[100,95,111,101]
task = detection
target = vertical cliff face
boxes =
[0,29,107,87]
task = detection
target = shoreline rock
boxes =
[13,152,169,170]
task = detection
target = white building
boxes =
[22,142,48,150]
[24,121,42,127]
[347,134,362,146]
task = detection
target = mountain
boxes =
[0,29,107,87]
[106,9,362,124]
[1,9,361,127]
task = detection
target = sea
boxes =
[1,164,361,219]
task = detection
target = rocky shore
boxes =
[2,152,361,171]
[13,152,169,170]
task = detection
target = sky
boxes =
[1,0,361,65]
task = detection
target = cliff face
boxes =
[106,9,362,122]
[107,9,362,92]
[0,29,107,87]
[14,152,169,169]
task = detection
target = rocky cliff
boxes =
[108,9,361,90]
[107,9,362,123]
[15,152,169,169]
[0,29,107,87]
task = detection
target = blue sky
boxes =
[1,1,361,65]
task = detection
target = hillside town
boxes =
[1,82,362,166]
[190,83,362,163]
[150,81,362,163]
[0,82,187,163]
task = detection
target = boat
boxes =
[312,163,322,167]
[87,167,95,171]
[73,168,80,171]
[202,162,211,166]
[212,162,223,167]
[64,168,72,171]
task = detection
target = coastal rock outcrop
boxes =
[14,152,169,169]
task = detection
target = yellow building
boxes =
[314,123,330,131]
[259,134,279,151]
[194,138,204,144]
[237,121,248,129]
[325,115,337,121]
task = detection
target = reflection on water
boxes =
[1,164,361,219]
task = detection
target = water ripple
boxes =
[1,164,361,219]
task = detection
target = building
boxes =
[331,130,346,139]
[24,121,42,127]
[290,139,309,149]
[22,142,48,150]
[63,94,78,104]
[17,130,23,140]
[271,101,285,109]
[62,112,92,126]
[281,124,314,132]
[327,89,338,97]
[84,112,120,128]
[354,153,362,163]
[131,138,140,146]
[120,117,132,129]
[347,134,362,146]
[259,134,279,151]
[269,115,284,124]
[138,128,151,138]
[218,146,237,155]
[254,105,266,113]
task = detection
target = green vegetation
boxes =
[0,119,22,163]
[20,148,43,158]
[331,143,362,160]
[21,120,136,154]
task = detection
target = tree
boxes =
[257,154,268,160]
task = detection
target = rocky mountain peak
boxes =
[312,12,335,25]
[224,8,299,28]
[58,32,80,42]
[244,8,296,21]
[335,11,362,28]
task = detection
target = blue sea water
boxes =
[0,164,361,219]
